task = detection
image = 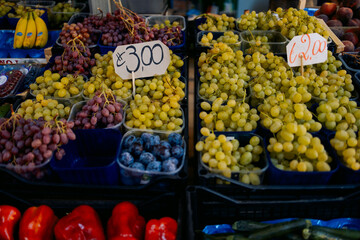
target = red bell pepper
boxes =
[145,217,177,240]
[107,201,145,240]
[19,205,58,240]
[54,205,105,240]
[0,205,21,240]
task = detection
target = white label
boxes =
[112,41,171,80]
[286,33,328,67]
[226,136,235,141]
[0,76,7,86]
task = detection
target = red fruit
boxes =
[314,10,321,16]
[337,7,354,23]
[320,2,338,16]
[343,32,359,45]
[343,40,355,51]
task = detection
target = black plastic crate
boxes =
[0,189,185,240]
[186,186,360,240]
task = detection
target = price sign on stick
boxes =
[113,41,171,80]
[286,33,328,67]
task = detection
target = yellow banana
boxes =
[22,12,36,48]
[13,12,28,49]
[34,11,48,48]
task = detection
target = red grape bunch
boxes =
[0,108,75,179]
[52,38,96,76]
[59,22,99,47]
[74,90,124,129]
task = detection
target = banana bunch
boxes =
[13,11,48,49]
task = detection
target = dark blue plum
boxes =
[119,152,134,167]
[153,135,160,144]
[139,152,156,166]
[162,159,177,172]
[122,148,131,153]
[130,142,143,157]
[145,135,160,152]
[130,162,145,171]
[123,135,136,149]
[134,137,143,145]
[154,145,171,160]
[171,145,184,159]
[146,161,162,172]
[166,157,179,166]
[168,133,182,146]
[160,140,171,149]
[141,133,152,142]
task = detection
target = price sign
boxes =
[113,41,171,79]
[286,33,328,67]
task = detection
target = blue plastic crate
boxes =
[0,30,60,58]
[265,133,339,185]
[50,129,122,185]
[338,52,360,76]
[328,132,360,184]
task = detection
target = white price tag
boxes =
[286,33,328,67]
[112,41,171,80]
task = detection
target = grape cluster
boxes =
[17,97,71,121]
[199,98,259,132]
[74,90,124,129]
[51,40,95,76]
[198,14,236,31]
[84,52,132,100]
[125,94,183,131]
[30,71,85,99]
[316,97,360,132]
[198,43,250,101]
[330,129,360,171]
[267,130,331,172]
[200,31,240,49]
[243,35,271,54]
[0,1,12,17]
[237,10,278,31]
[49,3,82,29]
[59,22,99,47]
[196,133,264,185]
[0,112,75,178]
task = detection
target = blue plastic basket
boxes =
[328,132,360,184]
[266,133,339,185]
[0,30,60,58]
[50,129,122,185]
[338,52,360,76]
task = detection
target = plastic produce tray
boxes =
[146,15,186,31]
[196,30,241,50]
[240,30,288,54]
[0,30,60,58]
[49,2,86,29]
[8,7,49,29]
[340,52,360,76]
[186,186,360,240]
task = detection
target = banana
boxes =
[22,11,36,48]
[13,12,28,49]
[34,11,48,48]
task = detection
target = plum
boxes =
[343,32,359,45]
[337,7,354,23]
[343,40,355,51]
[327,19,343,27]
[317,14,329,22]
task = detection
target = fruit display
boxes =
[316,1,360,51]
[0,110,75,178]
[49,2,83,29]
[30,71,86,99]
[0,0,13,17]
[197,13,236,31]
[0,68,25,98]
[330,129,360,171]
[8,5,45,18]
[58,22,100,47]
[199,98,259,132]
[73,90,124,129]
[198,42,250,101]
[196,133,265,185]
[119,132,184,173]
[17,97,71,121]
[52,38,96,76]
[125,94,184,132]
[237,8,330,40]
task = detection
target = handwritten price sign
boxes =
[113,41,170,79]
[286,33,328,67]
